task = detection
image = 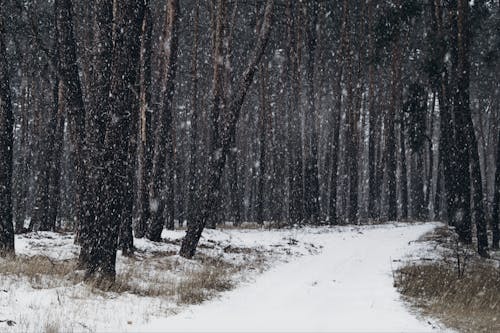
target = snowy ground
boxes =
[0,222,452,332]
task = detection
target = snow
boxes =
[1,222,453,332]
[132,222,451,333]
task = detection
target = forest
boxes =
[0,1,499,328]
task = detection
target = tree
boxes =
[0,1,14,257]
[455,0,488,256]
[180,0,275,258]
[492,128,500,249]
[135,0,153,238]
[286,0,304,225]
[83,0,145,284]
[147,0,179,241]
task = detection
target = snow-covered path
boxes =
[135,223,448,332]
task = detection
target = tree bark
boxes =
[147,0,179,241]
[303,0,320,224]
[0,3,15,257]
[84,0,144,284]
[386,31,402,221]
[76,0,111,268]
[135,1,153,238]
[55,0,87,244]
[180,0,275,258]
[456,0,488,255]
[492,127,500,249]
[287,0,304,225]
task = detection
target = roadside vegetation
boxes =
[395,227,500,333]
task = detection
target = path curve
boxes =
[135,223,448,332]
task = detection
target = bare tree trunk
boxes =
[492,128,500,249]
[85,0,145,284]
[135,1,153,238]
[400,117,408,220]
[456,0,488,256]
[187,1,201,228]
[14,81,30,233]
[366,0,378,220]
[304,0,320,224]
[180,0,275,258]
[76,0,110,268]
[386,29,402,221]
[256,63,268,225]
[147,0,180,241]
[328,0,349,225]
[287,0,304,225]
[46,79,65,231]
[0,3,15,256]
[55,0,87,250]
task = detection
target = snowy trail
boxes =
[133,223,449,332]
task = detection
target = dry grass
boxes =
[395,257,500,332]
[0,251,247,308]
[111,255,235,303]
[177,262,233,304]
[0,255,76,288]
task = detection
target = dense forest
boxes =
[0,0,499,286]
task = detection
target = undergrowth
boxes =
[394,227,500,333]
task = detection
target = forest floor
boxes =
[395,225,500,333]
[0,222,456,332]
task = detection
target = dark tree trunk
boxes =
[386,39,401,221]
[180,0,275,258]
[14,83,30,233]
[0,4,15,257]
[304,0,320,224]
[456,0,487,256]
[329,0,349,225]
[286,0,304,224]
[366,0,377,220]
[76,0,110,268]
[411,153,426,220]
[84,0,144,284]
[135,1,153,238]
[400,119,408,220]
[46,80,65,231]
[187,1,201,228]
[55,0,87,244]
[32,66,62,232]
[451,0,472,244]
[492,128,500,249]
[147,0,179,241]
[256,64,268,225]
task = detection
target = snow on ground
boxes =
[132,222,452,333]
[1,222,453,332]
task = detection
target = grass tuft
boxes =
[395,255,500,332]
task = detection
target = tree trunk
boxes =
[135,1,153,238]
[286,0,304,225]
[75,0,110,268]
[456,0,487,255]
[46,80,65,231]
[366,0,377,220]
[451,0,472,244]
[256,63,268,225]
[84,0,144,284]
[180,0,275,258]
[304,0,320,224]
[55,0,87,245]
[187,1,201,228]
[386,38,401,221]
[147,0,179,241]
[400,119,408,220]
[0,3,15,257]
[492,128,500,249]
[328,0,349,225]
